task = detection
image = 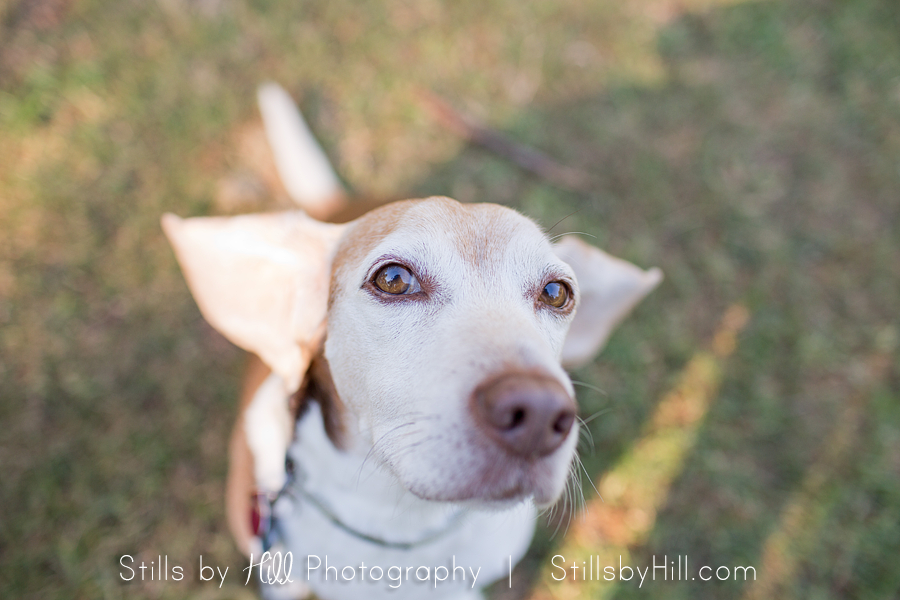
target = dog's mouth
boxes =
[393,444,575,507]
[477,454,572,506]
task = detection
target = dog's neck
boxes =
[277,397,538,598]
[288,400,474,545]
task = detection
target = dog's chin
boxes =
[393,454,571,508]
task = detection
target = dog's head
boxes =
[162,196,660,507]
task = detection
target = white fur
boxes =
[244,373,293,493]
[262,403,535,600]
[257,82,344,216]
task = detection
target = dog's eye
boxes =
[539,281,570,309]
[373,264,420,295]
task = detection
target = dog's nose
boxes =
[473,373,576,458]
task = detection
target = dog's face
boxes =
[326,198,579,505]
[162,196,661,508]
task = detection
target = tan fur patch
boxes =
[328,199,420,307]
[226,353,272,556]
[296,352,346,448]
[329,198,535,302]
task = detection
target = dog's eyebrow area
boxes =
[344,198,577,308]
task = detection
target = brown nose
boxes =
[472,373,576,458]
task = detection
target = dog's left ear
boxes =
[554,235,662,369]
[163,211,346,510]
[161,211,346,391]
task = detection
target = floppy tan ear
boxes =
[161,210,346,391]
[163,210,346,500]
[554,235,662,369]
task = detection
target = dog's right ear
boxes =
[161,211,346,392]
[554,235,662,369]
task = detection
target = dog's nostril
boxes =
[508,408,527,429]
[553,410,575,435]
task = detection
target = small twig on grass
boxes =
[416,89,596,194]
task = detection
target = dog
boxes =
[162,83,662,599]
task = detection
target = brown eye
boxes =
[540,281,570,308]
[373,264,419,295]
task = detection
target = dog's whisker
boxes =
[547,497,559,523]
[395,438,431,454]
[572,461,583,509]
[352,412,439,441]
[539,491,559,523]
[581,490,588,514]
[575,416,596,454]
[549,499,565,540]
[562,459,582,536]
[564,467,574,515]
[576,453,602,502]
[546,479,567,538]
[570,379,608,396]
[549,230,597,242]
[559,470,575,539]
[580,407,614,426]
[355,432,437,488]
[546,208,584,234]
[355,422,420,487]
[537,503,551,520]
[571,464,584,523]
[389,435,440,462]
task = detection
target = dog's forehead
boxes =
[332,197,562,284]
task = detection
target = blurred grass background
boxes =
[1,0,898,598]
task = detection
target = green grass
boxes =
[1,0,898,599]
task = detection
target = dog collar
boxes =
[256,458,468,552]
[295,485,468,551]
